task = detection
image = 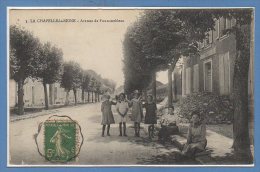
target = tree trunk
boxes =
[65,90,69,105]
[168,65,173,108]
[73,89,77,105]
[17,79,24,115]
[173,74,178,101]
[151,71,157,102]
[49,84,53,106]
[232,24,252,163]
[43,82,49,110]
[92,91,94,103]
[81,89,84,103]
[88,91,90,102]
[143,89,148,102]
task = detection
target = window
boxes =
[204,31,213,47]
[204,59,212,92]
[226,18,231,29]
[231,18,236,27]
[219,17,231,38]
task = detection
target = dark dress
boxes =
[144,102,157,124]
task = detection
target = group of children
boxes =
[101,91,207,158]
[101,91,157,138]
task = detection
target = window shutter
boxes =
[215,19,219,39]
[209,30,213,43]
[231,18,236,27]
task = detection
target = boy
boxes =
[116,93,129,136]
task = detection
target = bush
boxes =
[175,92,234,124]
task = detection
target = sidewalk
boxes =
[168,123,234,164]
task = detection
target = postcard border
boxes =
[1,0,259,171]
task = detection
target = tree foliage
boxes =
[10,25,41,81]
[123,10,209,93]
[61,61,82,92]
[80,70,91,92]
[37,42,63,84]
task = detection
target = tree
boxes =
[80,70,91,103]
[123,10,201,101]
[123,21,153,95]
[89,77,96,103]
[10,25,41,115]
[37,42,63,109]
[95,81,102,102]
[61,61,81,105]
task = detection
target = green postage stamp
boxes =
[44,120,78,162]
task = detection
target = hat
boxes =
[134,90,139,94]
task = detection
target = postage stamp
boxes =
[34,115,83,163]
[44,120,77,162]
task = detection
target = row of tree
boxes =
[10,25,116,115]
[123,9,253,162]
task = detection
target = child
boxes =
[182,111,207,158]
[158,107,179,143]
[144,95,157,139]
[128,90,143,137]
[101,95,116,137]
[116,93,129,136]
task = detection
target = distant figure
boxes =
[182,111,207,157]
[50,126,71,159]
[116,93,129,136]
[101,95,116,137]
[128,90,143,137]
[144,95,157,139]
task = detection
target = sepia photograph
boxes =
[8,8,254,167]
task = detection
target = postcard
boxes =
[7,7,254,167]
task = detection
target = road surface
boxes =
[9,103,185,166]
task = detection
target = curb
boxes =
[10,102,100,122]
[10,109,61,122]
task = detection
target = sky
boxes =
[9,9,168,87]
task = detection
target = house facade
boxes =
[9,78,95,108]
[181,17,254,98]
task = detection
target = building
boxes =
[181,17,253,98]
[9,78,96,108]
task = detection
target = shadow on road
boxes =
[136,151,200,165]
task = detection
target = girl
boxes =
[144,95,157,139]
[101,95,117,137]
[116,93,129,136]
[182,111,207,158]
[128,90,143,137]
